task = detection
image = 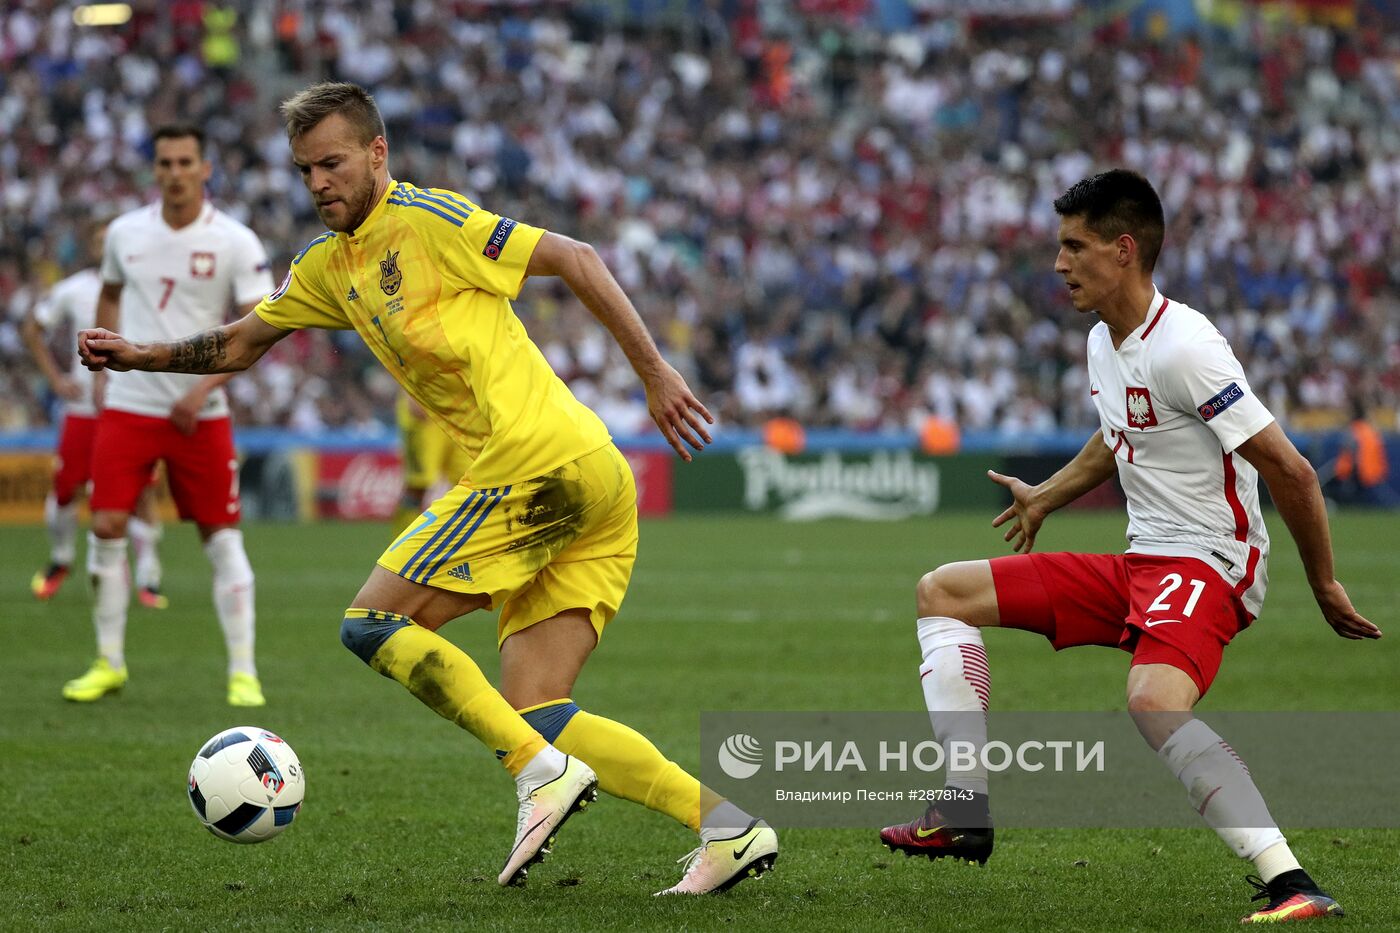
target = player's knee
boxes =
[1126,686,1196,750]
[205,528,254,586]
[1125,688,1157,717]
[916,565,968,619]
[91,511,128,540]
[1127,660,1201,717]
[1125,685,1188,716]
[340,609,410,665]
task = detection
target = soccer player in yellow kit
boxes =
[77,82,778,894]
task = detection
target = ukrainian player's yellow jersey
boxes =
[254,179,611,486]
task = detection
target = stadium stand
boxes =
[3,1,1398,437]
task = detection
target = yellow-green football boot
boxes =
[62,658,128,702]
[227,673,266,707]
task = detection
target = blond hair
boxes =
[280,82,385,143]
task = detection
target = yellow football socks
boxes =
[352,613,545,775]
[553,709,702,831]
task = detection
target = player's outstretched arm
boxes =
[526,232,713,461]
[1236,423,1382,640]
[78,310,291,375]
[989,431,1117,553]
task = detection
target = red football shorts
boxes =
[53,414,98,504]
[989,552,1253,697]
[89,410,241,526]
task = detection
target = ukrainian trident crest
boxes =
[379,249,403,296]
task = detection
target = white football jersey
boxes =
[1087,288,1274,616]
[100,202,274,419]
[32,267,102,418]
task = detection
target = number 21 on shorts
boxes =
[1145,573,1207,624]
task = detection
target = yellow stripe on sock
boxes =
[516,697,574,715]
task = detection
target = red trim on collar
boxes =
[1140,296,1169,340]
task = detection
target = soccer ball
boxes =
[187,726,306,843]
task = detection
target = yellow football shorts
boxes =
[398,403,470,491]
[378,443,638,644]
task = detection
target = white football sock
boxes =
[916,615,990,795]
[87,533,130,669]
[1157,718,1288,863]
[205,529,257,678]
[46,493,79,566]
[128,517,163,590]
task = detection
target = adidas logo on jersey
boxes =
[446,563,473,583]
[347,285,360,301]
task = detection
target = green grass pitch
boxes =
[3,511,1398,931]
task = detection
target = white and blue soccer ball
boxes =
[187,726,305,843]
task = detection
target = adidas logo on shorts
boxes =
[446,563,473,583]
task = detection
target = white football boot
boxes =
[498,751,598,887]
[656,819,779,895]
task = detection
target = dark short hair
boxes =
[152,123,206,157]
[280,82,386,144]
[1053,169,1165,271]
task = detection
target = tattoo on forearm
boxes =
[167,329,230,373]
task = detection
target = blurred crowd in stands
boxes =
[3,0,1399,439]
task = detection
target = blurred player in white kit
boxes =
[62,124,275,708]
[23,218,169,609]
